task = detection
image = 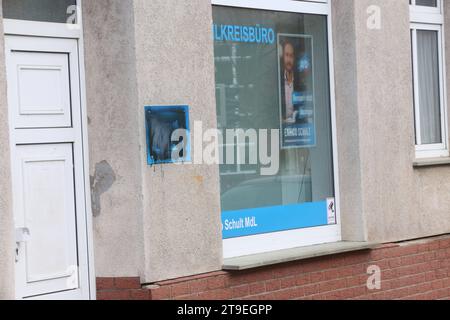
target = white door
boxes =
[5,35,91,300]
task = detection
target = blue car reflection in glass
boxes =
[145,105,190,165]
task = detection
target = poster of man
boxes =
[278,34,316,149]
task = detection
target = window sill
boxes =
[222,241,378,271]
[413,157,450,168]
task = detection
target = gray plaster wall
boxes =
[336,0,450,243]
[82,0,145,278]
[133,0,223,282]
[331,0,367,242]
[82,0,223,282]
[353,0,418,242]
[0,5,15,299]
[83,0,450,282]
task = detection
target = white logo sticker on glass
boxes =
[327,198,336,225]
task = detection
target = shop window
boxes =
[410,0,449,159]
[2,0,77,24]
[212,1,340,258]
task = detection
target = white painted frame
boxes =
[3,0,96,300]
[410,1,449,159]
[212,0,342,259]
[410,0,443,24]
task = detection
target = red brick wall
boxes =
[96,235,450,300]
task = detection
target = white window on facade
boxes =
[211,0,340,258]
[410,0,449,158]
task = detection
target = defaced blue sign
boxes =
[145,105,191,165]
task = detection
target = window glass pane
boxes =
[213,6,335,238]
[416,30,442,145]
[415,0,437,7]
[2,0,77,23]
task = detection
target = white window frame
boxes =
[410,0,443,23]
[211,0,342,259]
[410,0,449,159]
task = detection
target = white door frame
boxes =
[3,0,96,300]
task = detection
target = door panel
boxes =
[15,144,78,297]
[9,48,72,128]
[6,35,91,300]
